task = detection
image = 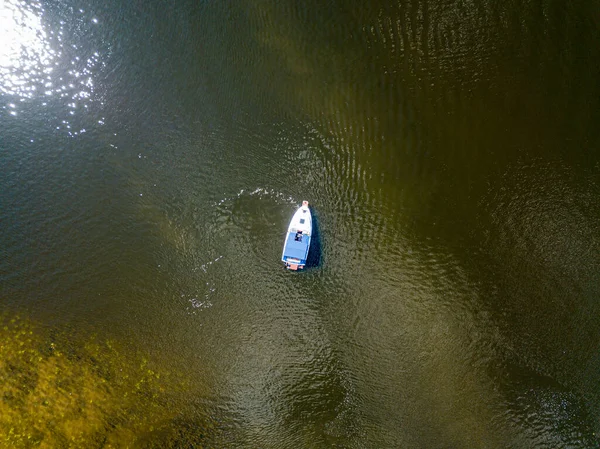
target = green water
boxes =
[1,0,599,447]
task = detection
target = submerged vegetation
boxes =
[0,314,210,448]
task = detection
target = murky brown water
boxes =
[1,0,599,447]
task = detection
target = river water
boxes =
[1,0,600,447]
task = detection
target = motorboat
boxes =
[281,201,312,270]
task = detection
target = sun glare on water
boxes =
[0,0,55,98]
[0,0,105,134]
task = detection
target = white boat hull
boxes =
[281,201,312,270]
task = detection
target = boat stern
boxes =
[283,257,305,270]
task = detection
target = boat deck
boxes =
[282,231,310,263]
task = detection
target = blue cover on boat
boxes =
[283,232,310,261]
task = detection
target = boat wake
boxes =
[184,255,224,315]
[213,187,298,208]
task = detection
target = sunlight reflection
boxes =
[0,0,54,97]
[0,0,103,134]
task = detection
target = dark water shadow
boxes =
[306,206,322,269]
